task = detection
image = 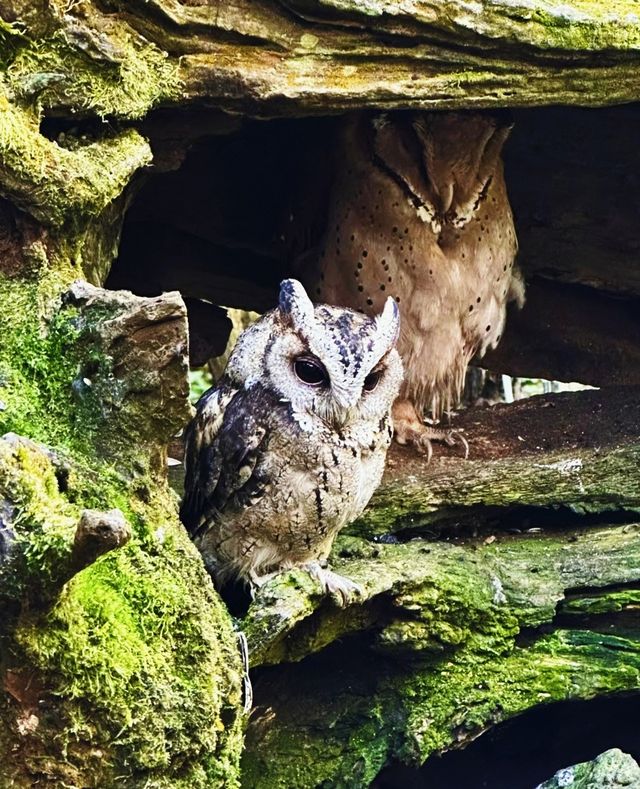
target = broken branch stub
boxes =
[71,508,132,575]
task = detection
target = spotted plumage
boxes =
[297,111,524,454]
[180,279,402,602]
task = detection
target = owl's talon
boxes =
[406,432,433,462]
[431,426,469,458]
[248,568,279,596]
[393,401,469,460]
[303,561,362,606]
[457,432,470,459]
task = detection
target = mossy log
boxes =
[176,2,640,114]
[240,388,640,786]
[0,276,244,786]
[3,1,640,125]
[539,748,640,789]
[1,1,640,786]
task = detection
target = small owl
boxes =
[298,111,524,456]
[180,279,402,603]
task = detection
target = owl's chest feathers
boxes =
[285,406,390,482]
[248,409,389,544]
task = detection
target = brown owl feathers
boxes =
[295,111,524,455]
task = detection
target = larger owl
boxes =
[297,111,524,455]
[180,279,402,603]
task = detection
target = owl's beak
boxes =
[330,406,356,430]
[316,393,357,430]
[330,389,360,428]
[434,181,454,214]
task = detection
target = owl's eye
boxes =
[293,356,329,387]
[363,369,383,392]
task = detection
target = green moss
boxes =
[0,215,241,785]
[333,0,640,51]
[525,3,640,51]
[0,439,76,601]
[0,270,184,467]
[241,520,640,786]
[0,424,244,787]
[13,539,244,786]
[560,588,640,615]
[0,274,99,455]
[0,237,243,786]
[5,17,179,120]
[242,623,640,788]
[396,627,640,764]
[0,18,26,69]
[0,10,242,782]
[0,86,152,229]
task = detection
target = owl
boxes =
[180,279,402,603]
[297,111,525,457]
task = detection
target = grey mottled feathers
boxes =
[180,279,403,598]
[180,382,272,541]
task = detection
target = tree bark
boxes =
[1,1,640,786]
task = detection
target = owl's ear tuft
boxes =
[279,279,315,330]
[375,296,401,350]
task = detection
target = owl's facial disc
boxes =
[267,279,402,429]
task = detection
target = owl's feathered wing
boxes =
[295,112,523,423]
[180,381,273,541]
